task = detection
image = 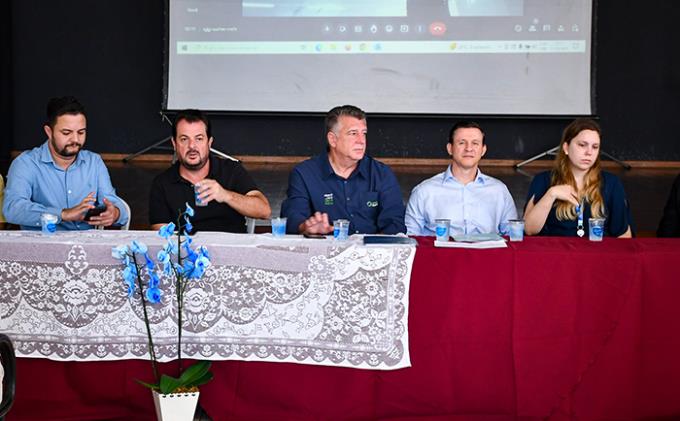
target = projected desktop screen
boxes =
[166,0,593,115]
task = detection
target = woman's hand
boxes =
[548,184,580,207]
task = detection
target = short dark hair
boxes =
[325,105,366,135]
[46,96,86,129]
[448,121,485,144]
[173,109,211,139]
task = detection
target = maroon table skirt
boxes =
[9,237,680,420]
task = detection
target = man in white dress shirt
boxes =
[405,121,517,236]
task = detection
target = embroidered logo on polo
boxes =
[366,200,378,208]
[323,193,334,205]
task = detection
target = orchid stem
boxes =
[132,253,160,384]
[176,210,184,375]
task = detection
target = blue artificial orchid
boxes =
[165,240,178,255]
[131,240,148,254]
[124,280,135,297]
[145,287,162,304]
[158,222,176,239]
[122,264,137,283]
[157,249,170,264]
[185,202,195,217]
[148,271,161,289]
[183,241,197,262]
[184,216,193,235]
[198,246,210,260]
[144,254,155,271]
[112,200,212,394]
[183,259,195,275]
[189,255,210,279]
[173,262,185,276]
[112,245,129,260]
[157,249,172,275]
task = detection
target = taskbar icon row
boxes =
[322,22,446,36]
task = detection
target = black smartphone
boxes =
[303,233,327,239]
[84,204,107,221]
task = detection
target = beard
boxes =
[51,139,82,158]
[179,150,209,171]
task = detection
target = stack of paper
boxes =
[435,233,507,249]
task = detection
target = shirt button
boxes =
[347,198,350,201]
[68,190,72,194]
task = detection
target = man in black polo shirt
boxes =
[149,109,271,233]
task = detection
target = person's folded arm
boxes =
[524,175,578,235]
[227,190,271,220]
[199,162,272,220]
[524,192,557,235]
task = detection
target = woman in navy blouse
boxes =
[524,118,633,237]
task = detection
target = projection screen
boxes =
[165,0,594,115]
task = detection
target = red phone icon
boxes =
[429,21,447,36]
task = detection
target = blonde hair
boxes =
[551,118,605,220]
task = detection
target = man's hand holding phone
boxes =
[61,192,96,222]
[84,204,107,221]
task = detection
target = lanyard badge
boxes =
[576,201,585,237]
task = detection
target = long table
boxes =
[4,234,680,420]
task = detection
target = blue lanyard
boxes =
[576,201,585,237]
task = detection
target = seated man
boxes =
[281,105,405,235]
[405,121,517,236]
[3,97,128,230]
[657,173,680,237]
[149,109,271,232]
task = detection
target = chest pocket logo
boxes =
[366,200,378,208]
[323,193,334,206]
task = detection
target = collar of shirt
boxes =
[38,140,88,170]
[320,153,369,181]
[442,165,488,186]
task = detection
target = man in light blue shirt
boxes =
[405,121,517,236]
[3,96,128,230]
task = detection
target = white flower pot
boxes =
[152,390,200,421]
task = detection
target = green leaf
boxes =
[135,379,160,391]
[178,361,212,386]
[187,371,213,389]
[159,374,183,395]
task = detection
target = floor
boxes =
[106,160,679,236]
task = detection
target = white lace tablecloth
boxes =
[0,231,415,370]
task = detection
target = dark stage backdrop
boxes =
[1,1,12,166]
[7,1,680,161]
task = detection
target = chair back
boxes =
[94,197,131,230]
[119,198,131,230]
[0,334,16,420]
